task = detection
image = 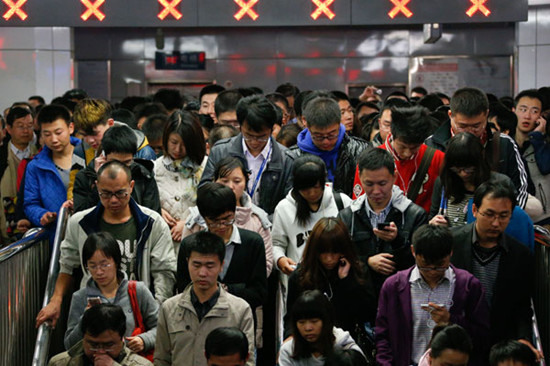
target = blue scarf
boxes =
[297,124,345,182]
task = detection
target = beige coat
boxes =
[48,341,152,366]
[154,284,255,366]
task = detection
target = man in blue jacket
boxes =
[24,104,85,229]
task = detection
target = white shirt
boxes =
[220,224,242,280]
[9,140,32,161]
[242,138,272,205]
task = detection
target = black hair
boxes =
[303,97,341,129]
[390,106,433,144]
[329,90,349,102]
[418,94,444,112]
[324,349,368,366]
[276,123,302,148]
[198,113,215,132]
[291,290,335,360]
[82,232,122,274]
[141,113,169,143]
[247,86,264,95]
[441,133,491,204]
[184,231,226,263]
[514,89,544,109]
[435,92,450,103]
[111,108,137,129]
[208,124,239,147]
[412,224,453,263]
[291,155,327,226]
[236,95,277,131]
[28,95,46,105]
[63,88,88,101]
[214,156,249,188]
[358,148,395,176]
[359,112,380,142]
[488,102,517,137]
[430,324,473,359]
[301,91,332,115]
[275,82,300,99]
[499,96,515,110]
[473,176,517,209]
[101,125,138,156]
[37,104,71,127]
[450,87,489,117]
[97,160,132,183]
[265,92,290,111]
[6,106,32,127]
[294,90,312,118]
[538,86,550,111]
[215,90,244,118]
[385,91,410,103]
[200,84,225,102]
[380,98,411,114]
[412,86,428,96]
[197,182,236,219]
[162,110,206,165]
[489,340,536,366]
[205,327,249,360]
[356,101,380,114]
[50,97,77,113]
[118,96,149,113]
[153,88,183,111]
[133,102,168,122]
[81,304,126,338]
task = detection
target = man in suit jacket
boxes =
[450,177,536,355]
[177,182,267,311]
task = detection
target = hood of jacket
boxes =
[239,192,272,229]
[349,185,411,213]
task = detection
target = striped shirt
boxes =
[471,229,501,308]
[409,266,456,363]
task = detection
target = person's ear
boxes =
[107,118,115,127]
[411,245,416,257]
[472,203,478,219]
[129,180,135,191]
[68,122,74,135]
[448,110,452,119]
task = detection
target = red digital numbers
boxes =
[81,0,105,21]
[466,0,491,17]
[3,0,27,21]
[158,0,182,20]
[234,0,258,21]
[311,0,335,20]
[388,0,413,19]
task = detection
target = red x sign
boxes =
[3,0,27,21]
[311,0,335,20]
[466,0,491,17]
[158,0,182,20]
[81,0,105,21]
[388,0,413,19]
[234,0,258,21]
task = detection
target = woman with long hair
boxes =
[154,110,207,252]
[279,290,365,366]
[64,232,158,354]
[285,218,376,340]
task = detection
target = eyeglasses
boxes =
[13,124,33,131]
[98,190,129,200]
[86,263,113,272]
[311,133,339,142]
[478,210,511,222]
[207,218,236,228]
[450,166,475,175]
[242,132,270,143]
[86,340,118,352]
[418,265,449,273]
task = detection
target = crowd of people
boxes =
[0,82,548,365]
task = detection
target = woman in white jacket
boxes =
[153,111,207,255]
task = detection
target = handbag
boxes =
[128,280,155,362]
[354,322,376,365]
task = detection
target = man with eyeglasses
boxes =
[426,87,530,210]
[287,94,370,197]
[375,224,489,366]
[201,95,293,216]
[450,177,537,358]
[73,125,161,214]
[48,304,152,366]
[36,161,176,329]
[176,183,267,314]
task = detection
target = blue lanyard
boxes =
[247,144,272,198]
[439,188,448,216]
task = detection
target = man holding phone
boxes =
[338,148,427,294]
[375,224,490,366]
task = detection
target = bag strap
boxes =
[334,192,344,211]
[128,280,145,329]
[407,147,436,202]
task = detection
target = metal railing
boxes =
[32,206,70,366]
[534,230,550,365]
[0,227,48,366]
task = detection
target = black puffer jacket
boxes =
[286,134,371,196]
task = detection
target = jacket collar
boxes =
[179,283,230,318]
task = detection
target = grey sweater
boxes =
[64,273,158,351]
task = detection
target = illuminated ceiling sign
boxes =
[466,0,491,17]
[234,0,258,21]
[81,0,105,21]
[3,0,27,21]
[311,0,335,20]
[0,0,527,27]
[158,0,182,20]
[388,0,412,19]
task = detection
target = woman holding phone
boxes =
[64,232,158,353]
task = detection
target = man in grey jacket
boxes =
[155,232,255,366]
[36,161,176,328]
